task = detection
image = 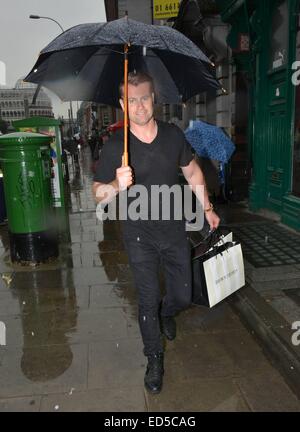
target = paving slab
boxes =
[89,283,137,309]
[176,303,242,335]
[40,387,146,412]
[145,377,250,412]
[0,396,41,412]
[88,339,145,390]
[0,344,88,398]
[169,333,236,380]
[67,308,129,344]
[236,370,300,412]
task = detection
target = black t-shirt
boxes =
[94,120,193,230]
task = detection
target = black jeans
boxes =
[123,221,192,356]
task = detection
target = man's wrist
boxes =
[110,179,119,194]
[204,202,214,212]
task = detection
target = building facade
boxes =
[102,1,251,199]
[217,0,300,231]
[78,101,115,142]
[0,79,53,125]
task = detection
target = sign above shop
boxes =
[153,0,180,20]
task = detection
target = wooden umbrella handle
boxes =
[123,44,129,167]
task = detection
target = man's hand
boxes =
[205,210,220,231]
[116,165,133,191]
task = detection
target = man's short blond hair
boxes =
[119,71,154,97]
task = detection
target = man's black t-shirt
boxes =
[94,120,193,231]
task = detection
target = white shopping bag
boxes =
[202,242,245,307]
[207,232,233,250]
[215,232,233,246]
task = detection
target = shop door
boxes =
[266,102,287,211]
[265,0,289,212]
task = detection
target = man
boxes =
[92,72,220,394]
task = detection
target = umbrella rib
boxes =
[156,30,171,52]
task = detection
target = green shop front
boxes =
[217,0,300,230]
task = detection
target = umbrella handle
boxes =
[123,152,128,166]
[123,44,129,167]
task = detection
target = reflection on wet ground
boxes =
[0,148,299,412]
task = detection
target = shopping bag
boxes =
[214,231,233,247]
[192,241,245,307]
[191,228,233,259]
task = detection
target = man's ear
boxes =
[119,98,124,111]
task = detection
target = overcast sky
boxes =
[0,0,106,118]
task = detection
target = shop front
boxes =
[217,0,300,231]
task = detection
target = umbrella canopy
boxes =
[184,120,235,163]
[24,17,220,107]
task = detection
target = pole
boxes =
[69,101,74,135]
[123,44,129,167]
[29,15,64,33]
[151,0,154,24]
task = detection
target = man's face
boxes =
[120,81,154,126]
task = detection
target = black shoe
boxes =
[161,316,176,341]
[144,353,164,394]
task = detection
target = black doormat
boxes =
[229,222,300,268]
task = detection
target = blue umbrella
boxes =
[184,120,235,163]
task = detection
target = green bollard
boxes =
[0,132,59,263]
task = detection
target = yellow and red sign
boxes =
[153,0,180,20]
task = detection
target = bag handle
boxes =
[191,228,219,250]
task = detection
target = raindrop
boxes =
[54,405,60,411]
[34,69,38,73]
[265,236,269,243]
[31,332,34,336]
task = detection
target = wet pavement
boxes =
[0,148,300,412]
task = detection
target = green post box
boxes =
[0,132,59,263]
[12,117,71,242]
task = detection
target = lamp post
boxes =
[29,14,72,243]
[29,14,74,135]
[29,15,64,33]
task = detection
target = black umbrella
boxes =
[25,16,220,165]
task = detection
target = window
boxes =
[270,1,289,69]
[173,104,183,121]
